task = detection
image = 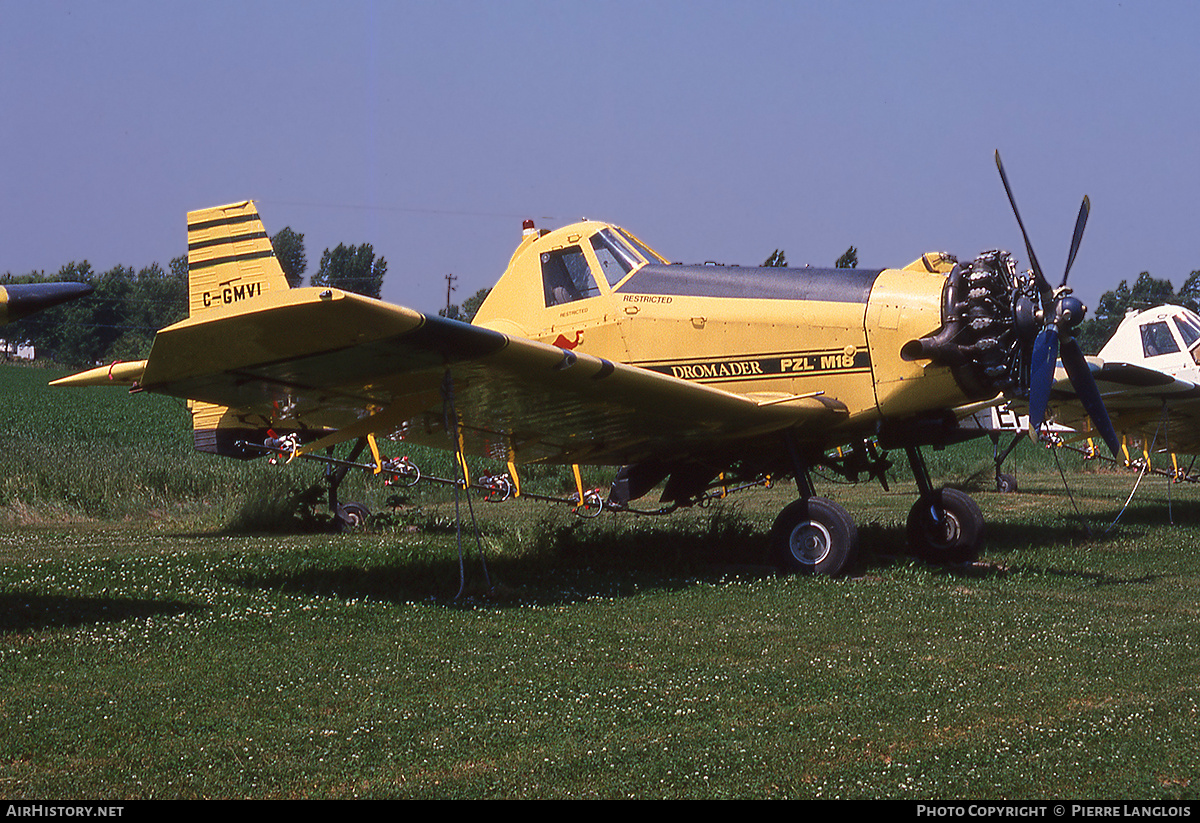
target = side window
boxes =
[1140,321,1180,357]
[541,247,600,307]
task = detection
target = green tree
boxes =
[311,243,387,299]
[6,258,189,365]
[439,287,492,323]
[1177,270,1200,313]
[271,227,307,288]
[112,258,188,358]
[762,249,787,267]
[1076,271,1183,354]
[836,246,858,269]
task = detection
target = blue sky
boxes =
[3,0,1198,317]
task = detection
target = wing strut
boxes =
[441,369,493,598]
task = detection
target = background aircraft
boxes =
[51,156,1117,576]
[0,281,93,326]
[1047,304,1200,463]
[968,303,1200,491]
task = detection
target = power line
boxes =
[258,199,557,222]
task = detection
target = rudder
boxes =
[187,201,290,317]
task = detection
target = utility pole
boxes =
[445,273,457,315]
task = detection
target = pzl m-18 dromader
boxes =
[54,152,1118,576]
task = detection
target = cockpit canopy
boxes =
[472,220,671,334]
[541,225,667,307]
[1102,305,1200,366]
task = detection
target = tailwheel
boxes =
[996,472,1018,494]
[906,488,983,564]
[769,497,859,577]
[336,501,371,530]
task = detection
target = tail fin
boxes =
[187,201,290,317]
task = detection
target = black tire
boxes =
[906,488,983,564]
[996,473,1018,494]
[337,501,370,529]
[769,497,859,577]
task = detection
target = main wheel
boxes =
[336,501,371,529]
[769,497,859,577]
[906,488,983,564]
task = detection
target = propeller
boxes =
[994,150,1121,460]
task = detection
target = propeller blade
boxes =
[995,150,1052,310]
[1059,337,1121,459]
[1061,195,1090,288]
[1029,325,1059,433]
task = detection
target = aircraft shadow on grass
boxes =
[225,517,766,607]
[222,505,1149,605]
[1092,497,1200,527]
[0,591,203,634]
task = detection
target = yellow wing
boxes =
[54,286,849,467]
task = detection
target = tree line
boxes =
[6,226,1196,366]
[1075,270,1200,354]
[2,227,386,366]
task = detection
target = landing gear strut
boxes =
[989,431,1024,493]
[326,438,371,531]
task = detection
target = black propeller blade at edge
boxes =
[995,149,1053,310]
[1059,337,1122,460]
[1062,195,1090,288]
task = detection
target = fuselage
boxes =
[473,220,974,444]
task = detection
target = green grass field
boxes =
[2,363,1199,799]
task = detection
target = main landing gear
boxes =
[769,495,859,577]
[768,436,983,576]
[768,437,858,576]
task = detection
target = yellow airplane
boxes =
[0,281,93,325]
[52,153,1118,576]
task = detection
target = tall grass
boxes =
[0,363,286,525]
[0,363,612,530]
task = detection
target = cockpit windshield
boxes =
[590,229,641,287]
[1174,312,1200,349]
[1173,311,1200,365]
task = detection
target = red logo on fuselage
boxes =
[552,331,583,350]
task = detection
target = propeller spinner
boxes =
[993,150,1121,459]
